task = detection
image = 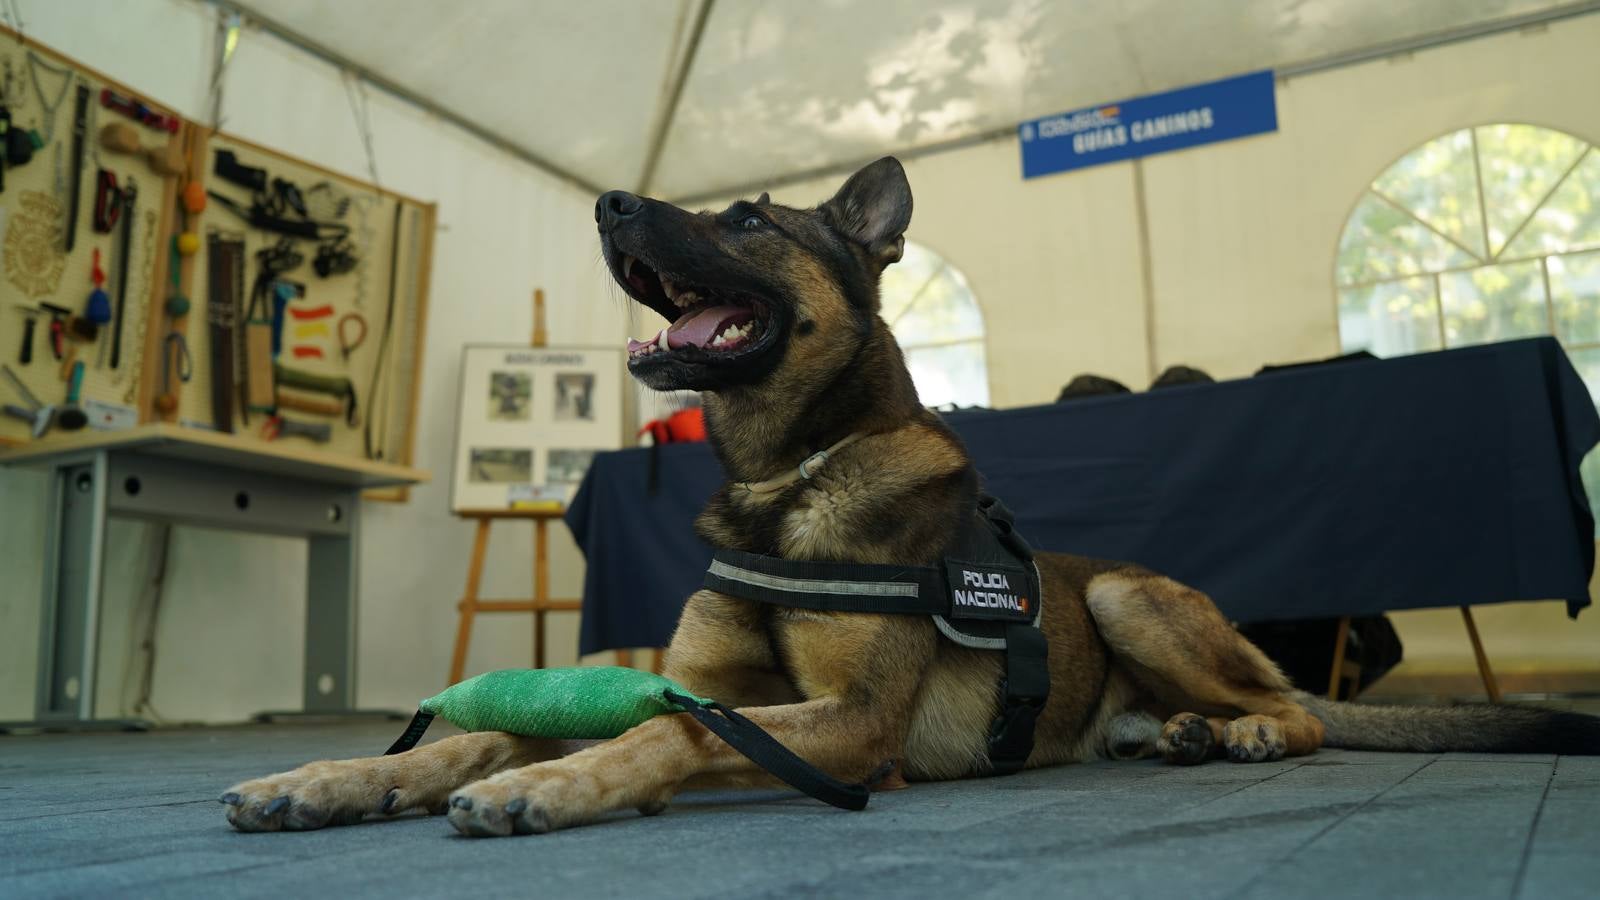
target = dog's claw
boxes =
[219,792,241,806]
[505,798,527,815]
[451,795,473,811]
[380,788,400,814]
[264,796,289,816]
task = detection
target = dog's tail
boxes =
[1293,692,1600,754]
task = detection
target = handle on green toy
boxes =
[67,360,85,404]
[663,691,870,811]
[384,710,436,756]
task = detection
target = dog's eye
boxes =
[740,214,766,229]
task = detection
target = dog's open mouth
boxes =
[618,254,772,360]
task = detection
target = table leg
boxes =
[1460,606,1502,703]
[1,452,146,733]
[302,491,360,712]
[1326,616,1351,701]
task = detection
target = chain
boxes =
[25,50,72,146]
[350,193,378,309]
[52,139,63,202]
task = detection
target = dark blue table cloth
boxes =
[567,338,1600,655]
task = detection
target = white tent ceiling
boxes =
[230,0,1586,201]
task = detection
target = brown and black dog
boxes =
[222,157,1600,836]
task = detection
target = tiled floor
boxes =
[2,718,1596,898]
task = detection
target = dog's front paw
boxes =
[221,759,408,832]
[447,762,657,837]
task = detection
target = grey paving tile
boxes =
[1236,759,1555,900]
[1515,755,1600,899]
[0,723,1595,900]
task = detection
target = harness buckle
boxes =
[797,449,831,480]
[986,689,1045,776]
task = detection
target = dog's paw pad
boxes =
[1223,716,1286,763]
[1160,713,1215,766]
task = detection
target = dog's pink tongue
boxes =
[666,305,753,349]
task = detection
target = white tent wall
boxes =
[0,0,625,722]
[714,14,1600,672]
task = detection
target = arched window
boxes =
[881,240,990,409]
[1334,123,1600,523]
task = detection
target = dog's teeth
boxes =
[712,334,726,346]
[657,329,669,352]
[661,278,678,300]
[623,255,636,279]
[676,291,698,308]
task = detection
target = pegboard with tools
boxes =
[0,35,184,444]
[0,29,434,486]
[177,133,433,469]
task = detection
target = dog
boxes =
[221,157,1600,836]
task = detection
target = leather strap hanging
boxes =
[207,232,245,432]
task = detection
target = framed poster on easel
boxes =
[450,343,625,511]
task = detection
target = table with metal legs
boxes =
[1,425,427,732]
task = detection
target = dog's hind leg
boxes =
[221,732,571,832]
[1085,569,1325,765]
[1102,711,1163,760]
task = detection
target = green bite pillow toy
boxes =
[414,666,709,740]
[383,665,869,810]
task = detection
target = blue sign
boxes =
[1019,70,1278,178]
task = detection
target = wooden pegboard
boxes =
[0,28,434,497]
[0,33,182,443]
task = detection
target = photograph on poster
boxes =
[547,448,599,484]
[452,346,625,510]
[555,373,595,421]
[469,448,533,483]
[488,371,533,421]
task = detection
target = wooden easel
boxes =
[1326,605,1501,702]
[447,290,583,685]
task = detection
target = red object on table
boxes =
[638,407,706,444]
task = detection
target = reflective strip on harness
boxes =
[707,558,921,598]
[704,549,948,616]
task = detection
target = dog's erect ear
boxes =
[821,157,912,266]
[755,191,770,205]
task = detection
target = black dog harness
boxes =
[704,493,1050,777]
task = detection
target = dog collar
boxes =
[734,431,868,494]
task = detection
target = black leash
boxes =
[663,691,870,811]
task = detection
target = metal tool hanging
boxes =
[109,178,137,369]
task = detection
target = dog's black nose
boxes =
[596,191,643,229]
